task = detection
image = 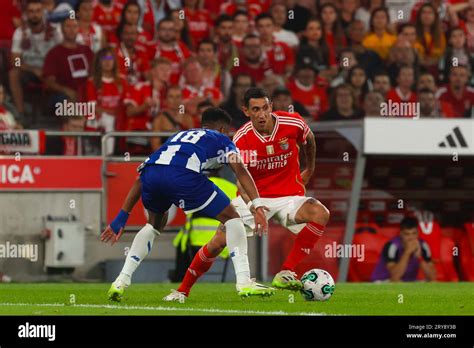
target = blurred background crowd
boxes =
[0,0,473,155]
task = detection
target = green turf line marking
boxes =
[0,302,326,316]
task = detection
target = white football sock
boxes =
[224,218,251,286]
[116,223,160,286]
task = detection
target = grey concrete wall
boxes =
[0,192,259,282]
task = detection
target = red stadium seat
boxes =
[458,232,474,281]
[348,231,389,282]
[436,236,459,282]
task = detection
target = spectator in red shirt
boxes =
[319,3,347,66]
[76,0,105,53]
[255,13,294,78]
[123,57,171,131]
[231,33,272,83]
[232,10,250,45]
[181,57,223,116]
[197,39,232,98]
[122,57,172,154]
[153,18,192,85]
[115,23,151,84]
[183,0,214,49]
[286,64,329,121]
[92,0,122,41]
[169,9,193,50]
[386,65,418,117]
[151,85,194,150]
[437,65,474,118]
[85,47,127,154]
[214,14,239,71]
[9,0,60,117]
[271,86,310,120]
[320,84,364,121]
[112,1,155,59]
[43,18,93,107]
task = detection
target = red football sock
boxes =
[282,222,325,272]
[178,244,217,296]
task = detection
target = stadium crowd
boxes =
[0,0,473,155]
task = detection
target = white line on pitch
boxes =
[0,302,326,316]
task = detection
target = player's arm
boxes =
[419,241,436,281]
[228,153,268,236]
[236,180,251,204]
[101,177,142,244]
[300,130,316,185]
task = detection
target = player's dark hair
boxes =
[400,216,419,230]
[215,14,233,27]
[201,107,232,127]
[244,87,270,107]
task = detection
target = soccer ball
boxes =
[300,269,335,301]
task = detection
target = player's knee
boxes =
[309,202,330,226]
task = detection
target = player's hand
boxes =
[101,209,129,245]
[300,168,314,185]
[405,240,419,255]
[100,225,124,245]
[413,241,422,258]
[253,206,269,237]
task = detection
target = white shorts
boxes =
[231,196,315,236]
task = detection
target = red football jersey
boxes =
[437,85,474,118]
[286,78,329,120]
[115,44,150,84]
[123,82,163,131]
[92,3,122,39]
[182,85,223,104]
[153,42,192,85]
[386,88,418,118]
[233,111,311,198]
[184,8,213,48]
[263,41,294,75]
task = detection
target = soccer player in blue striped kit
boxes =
[101,107,275,300]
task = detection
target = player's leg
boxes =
[163,225,227,302]
[107,211,167,302]
[273,198,330,291]
[202,195,273,297]
[108,165,171,301]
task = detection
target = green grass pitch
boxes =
[0,282,472,316]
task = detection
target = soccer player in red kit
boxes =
[163,87,330,302]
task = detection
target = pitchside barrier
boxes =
[0,119,473,282]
